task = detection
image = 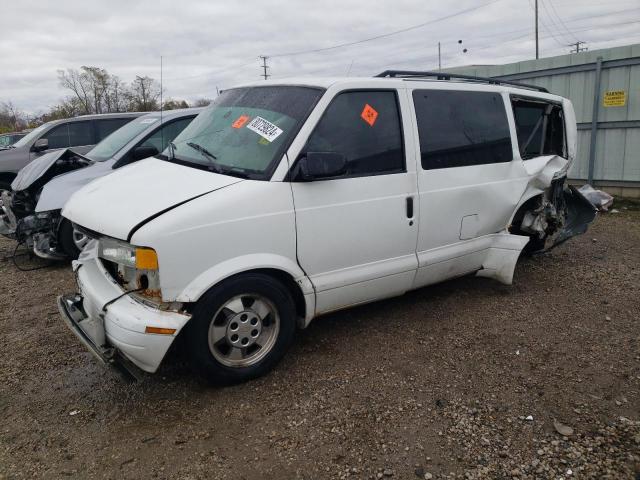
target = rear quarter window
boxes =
[412,90,513,170]
[511,97,566,159]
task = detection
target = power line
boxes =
[268,0,502,58]
[546,0,581,42]
[539,0,575,43]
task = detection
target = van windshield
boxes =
[166,86,324,179]
[87,116,160,162]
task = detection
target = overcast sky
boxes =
[1,0,639,114]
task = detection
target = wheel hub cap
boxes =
[226,311,262,348]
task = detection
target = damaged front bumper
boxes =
[59,256,191,378]
[0,190,17,237]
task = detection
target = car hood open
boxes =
[11,148,92,192]
[62,158,243,241]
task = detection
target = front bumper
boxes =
[59,257,191,376]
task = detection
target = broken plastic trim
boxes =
[552,185,597,247]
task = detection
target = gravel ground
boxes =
[0,209,639,480]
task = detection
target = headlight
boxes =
[99,238,162,299]
[99,238,158,270]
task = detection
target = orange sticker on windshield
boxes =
[232,115,250,128]
[360,104,378,126]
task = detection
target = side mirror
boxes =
[31,138,49,152]
[294,152,347,181]
[132,145,159,161]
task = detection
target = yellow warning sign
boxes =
[603,90,626,107]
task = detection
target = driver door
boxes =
[290,89,419,315]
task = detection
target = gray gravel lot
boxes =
[0,210,639,479]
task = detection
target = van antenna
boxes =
[160,55,164,150]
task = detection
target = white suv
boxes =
[58,73,595,384]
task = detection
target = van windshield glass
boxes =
[87,116,160,162]
[12,123,50,148]
[166,86,324,179]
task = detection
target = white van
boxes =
[58,72,595,384]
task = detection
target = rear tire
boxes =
[185,273,296,385]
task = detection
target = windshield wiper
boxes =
[168,141,177,160]
[186,141,223,173]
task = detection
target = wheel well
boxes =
[510,194,543,233]
[250,268,307,322]
[184,268,307,323]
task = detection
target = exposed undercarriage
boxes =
[0,149,91,259]
[511,177,596,253]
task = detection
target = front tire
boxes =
[58,219,87,260]
[186,273,296,385]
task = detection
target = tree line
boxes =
[0,66,212,134]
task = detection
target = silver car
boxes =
[0,108,201,259]
[0,112,143,193]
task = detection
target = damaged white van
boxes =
[58,72,595,384]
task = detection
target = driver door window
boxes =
[305,90,405,177]
[43,124,70,149]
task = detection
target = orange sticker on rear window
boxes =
[360,104,378,126]
[232,115,250,128]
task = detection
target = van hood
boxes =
[62,158,243,241]
[35,160,115,213]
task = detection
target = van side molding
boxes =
[475,233,530,285]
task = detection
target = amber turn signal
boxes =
[145,326,176,335]
[135,248,159,270]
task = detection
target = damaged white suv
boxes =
[58,72,595,384]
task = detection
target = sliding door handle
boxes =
[406,196,414,219]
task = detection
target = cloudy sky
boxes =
[1,0,639,113]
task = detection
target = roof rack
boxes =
[375,70,548,93]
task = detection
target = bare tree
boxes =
[162,98,190,110]
[58,68,92,114]
[0,101,29,132]
[58,66,134,114]
[128,76,161,111]
[193,98,212,107]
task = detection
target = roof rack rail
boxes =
[375,70,548,93]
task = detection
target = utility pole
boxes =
[259,56,270,80]
[570,41,588,54]
[438,42,441,71]
[535,0,539,59]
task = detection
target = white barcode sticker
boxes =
[246,116,283,143]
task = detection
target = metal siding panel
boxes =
[572,130,591,179]
[628,65,640,121]
[623,128,640,181]
[549,74,569,98]
[599,129,626,181]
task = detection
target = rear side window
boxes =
[413,90,512,170]
[512,97,566,159]
[68,121,93,147]
[96,118,132,142]
[305,90,404,177]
